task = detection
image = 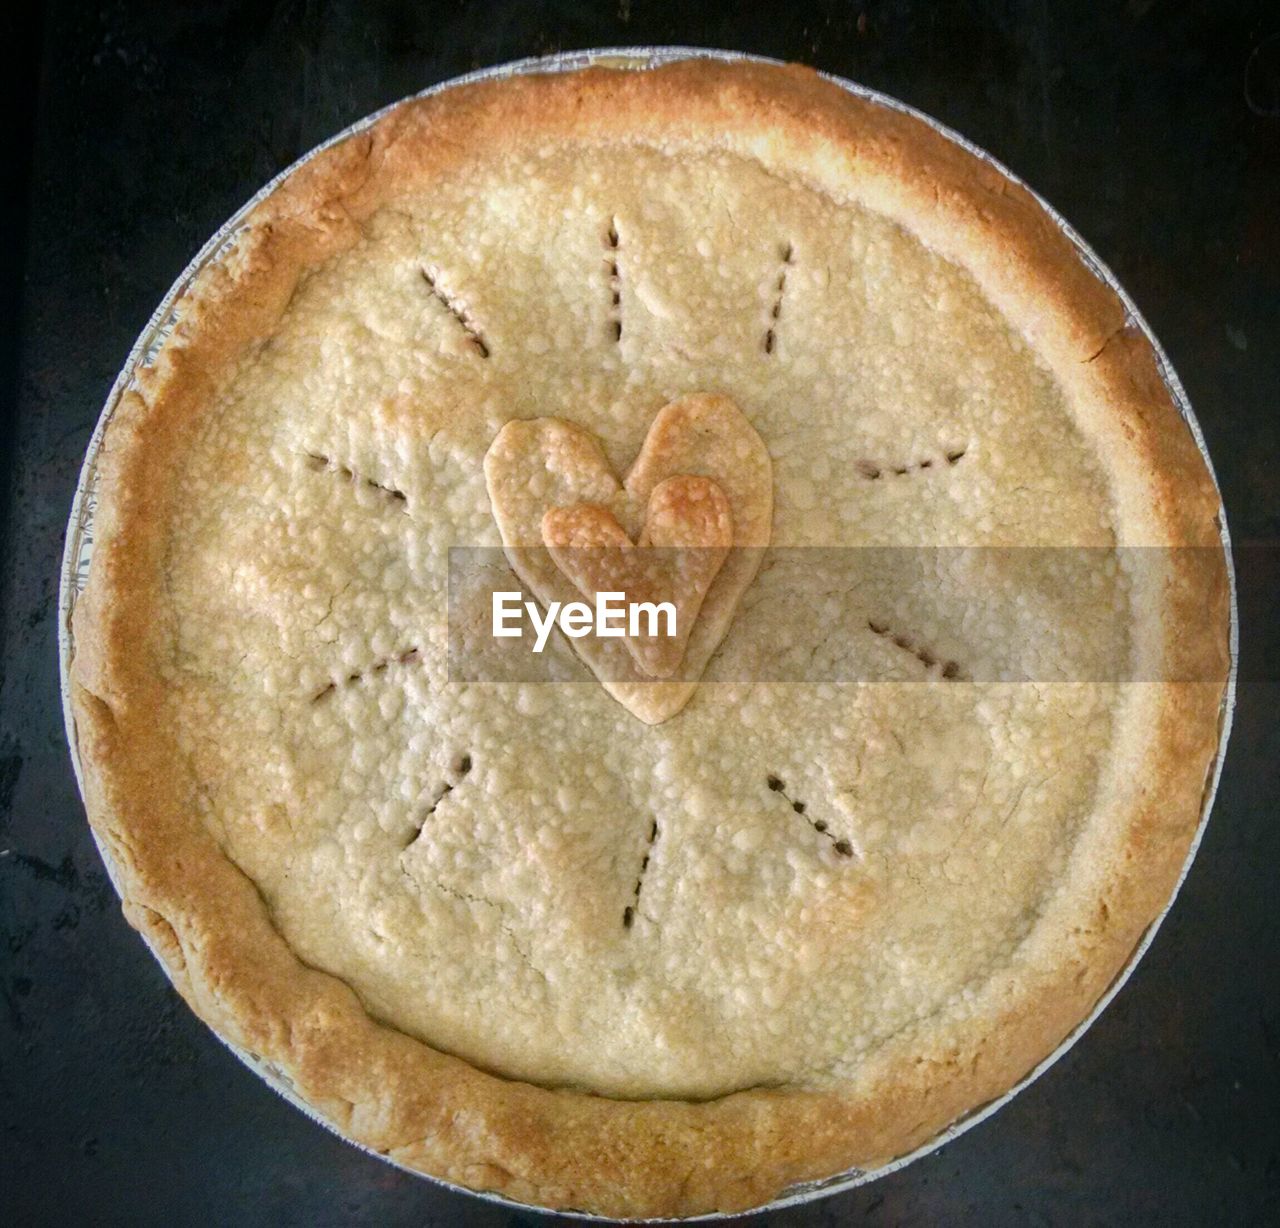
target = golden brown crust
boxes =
[70,59,1229,1216]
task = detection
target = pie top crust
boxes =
[70,60,1229,1217]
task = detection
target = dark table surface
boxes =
[2,2,1278,1225]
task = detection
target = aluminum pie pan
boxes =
[57,45,1238,1220]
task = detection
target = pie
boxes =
[69,59,1230,1217]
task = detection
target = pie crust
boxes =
[70,60,1230,1217]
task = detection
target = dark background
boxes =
[2,1,1278,1224]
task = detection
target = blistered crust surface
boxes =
[71,60,1229,1217]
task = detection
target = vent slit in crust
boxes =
[303,452,409,506]
[866,621,965,680]
[623,819,660,929]
[419,266,491,357]
[766,775,855,857]
[401,754,473,849]
[604,218,623,342]
[763,241,793,355]
[855,447,967,480]
[310,647,421,702]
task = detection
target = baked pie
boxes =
[70,59,1230,1217]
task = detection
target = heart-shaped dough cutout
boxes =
[543,475,732,679]
[484,393,772,723]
